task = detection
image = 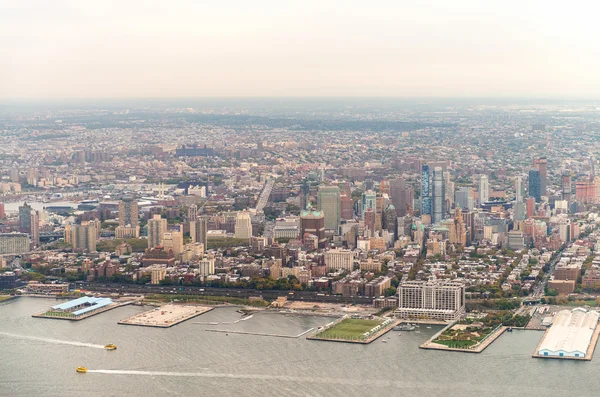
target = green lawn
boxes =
[0,295,13,302]
[43,311,75,318]
[316,318,384,341]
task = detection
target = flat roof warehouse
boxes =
[538,308,599,358]
[52,296,113,317]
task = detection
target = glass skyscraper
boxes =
[421,165,432,217]
[529,170,541,202]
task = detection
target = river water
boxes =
[1,298,598,397]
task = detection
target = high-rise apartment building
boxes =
[479,175,489,205]
[118,197,139,227]
[69,222,97,252]
[148,214,167,248]
[421,165,432,216]
[317,185,341,232]
[562,173,572,203]
[190,216,207,247]
[432,167,445,224]
[529,170,542,202]
[396,279,465,321]
[162,230,184,257]
[30,210,39,247]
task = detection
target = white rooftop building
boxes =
[538,308,599,358]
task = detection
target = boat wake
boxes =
[0,331,105,349]
[85,369,394,386]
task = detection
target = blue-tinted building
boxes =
[421,165,432,216]
[529,170,541,202]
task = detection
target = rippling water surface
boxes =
[1,297,598,397]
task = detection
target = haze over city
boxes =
[3,0,600,99]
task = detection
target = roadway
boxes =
[73,282,374,305]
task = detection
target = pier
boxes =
[118,304,213,328]
[205,328,315,339]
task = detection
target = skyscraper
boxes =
[534,157,548,196]
[190,216,207,247]
[432,167,445,224]
[421,165,432,217]
[390,178,407,217]
[317,185,341,232]
[118,197,139,227]
[18,202,32,233]
[30,210,39,247]
[529,170,542,202]
[515,176,523,203]
[234,211,253,240]
[561,173,572,203]
[455,187,473,210]
[479,175,489,205]
[69,222,97,252]
[148,214,167,248]
[187,204,198,221]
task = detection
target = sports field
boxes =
[315,318,384,341]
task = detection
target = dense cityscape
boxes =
[2,100,600,362]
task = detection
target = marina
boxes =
[117,304,213,328]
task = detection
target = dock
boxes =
[205,328,315,339]
[118,304,213,328]
[420,324,508,354]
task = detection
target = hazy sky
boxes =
[2,0,600,99]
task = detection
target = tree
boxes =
[384,287,397,297]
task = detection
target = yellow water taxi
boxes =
[104,344,117,350]
[76,367,87,373]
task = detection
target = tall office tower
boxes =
[515,176,524,202]
[405,186,415,214]
[364,208,376,237]
[234,211,253,240]
[148,214,167,248]
[317,185,341,232]
[534,157,548,196]
[526,197,536,218]
[529,170,542,202]
[190,216,207,247]
[0,202,4,219]
[361,190,377,219]
[455,187,473,210]
[340,195,354,220]
[69,222,97,252]
[118,197,139,227]
[374,194,384,232]
[383,204,398,235]
[18,202,32,233]
[162,230,183,257]
[432,167,445,224]
[421,165,432,217]
[479,175,489,205]
[187,204,198,221]
[561,173,572,203]
[30,210,39,247]
[396,279,465,321]
[300,180,310,211]
[300,207,327,248]
[390,178,408,216]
